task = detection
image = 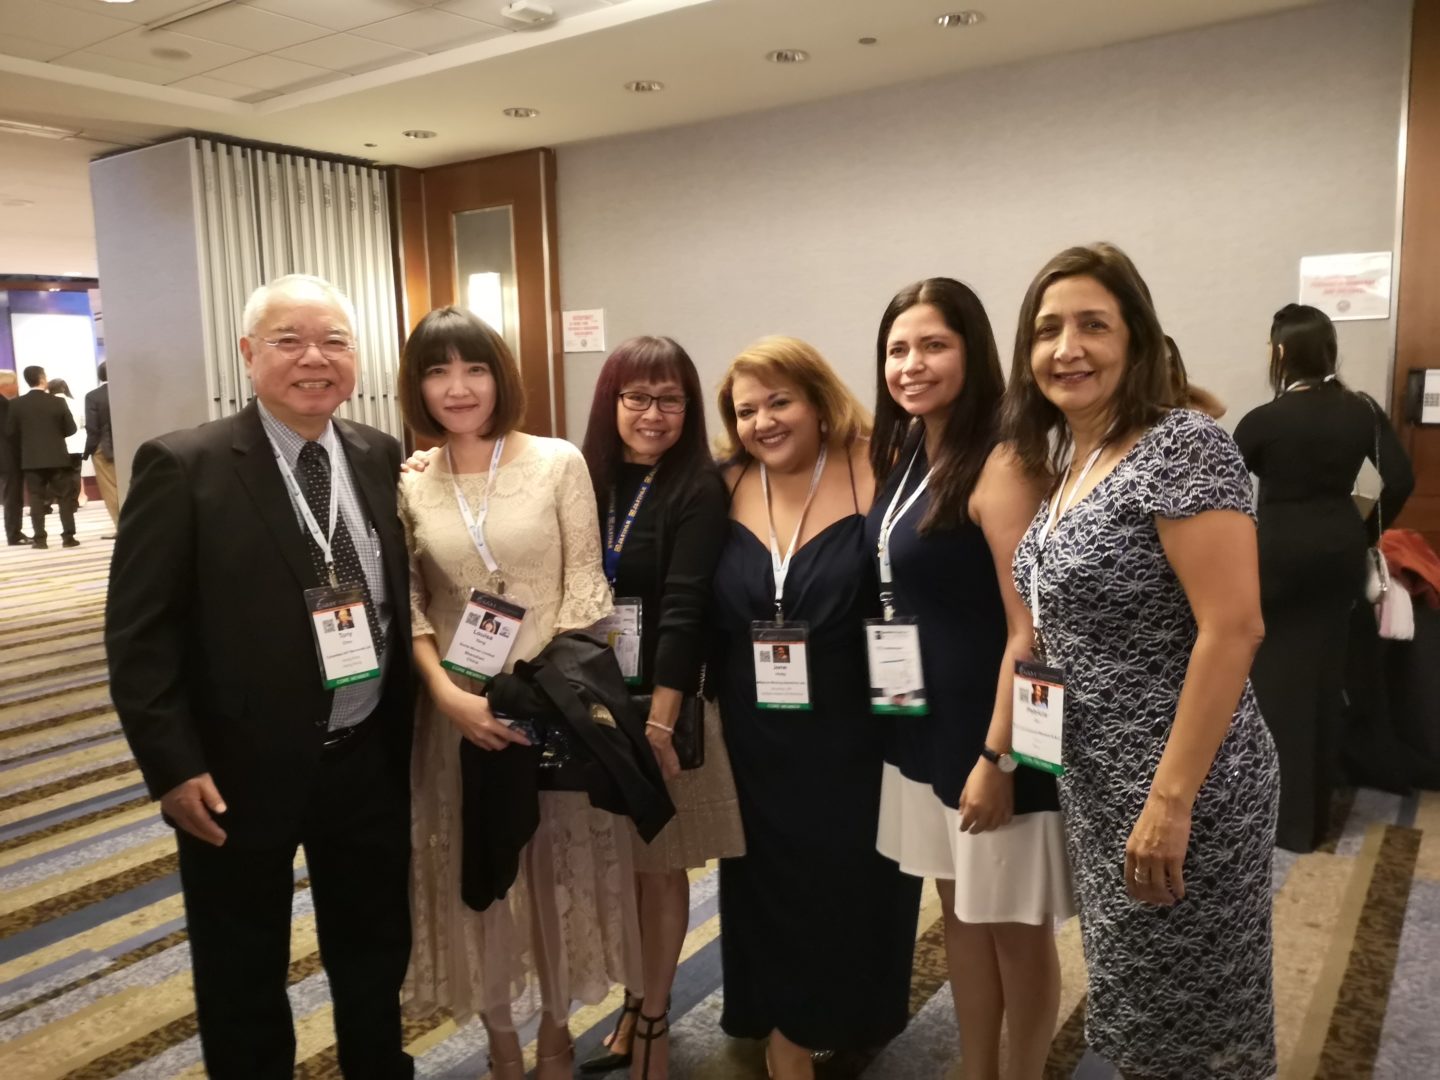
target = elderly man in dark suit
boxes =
[6,365,78,548]
[106,275,415,1080]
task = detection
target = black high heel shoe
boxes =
[632,1008,669,1080]
[579,990,642,1073]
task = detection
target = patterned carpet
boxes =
[2,504,1437,1079]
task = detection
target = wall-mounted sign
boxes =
[1298,251,1392,321]
[562,308,606,353]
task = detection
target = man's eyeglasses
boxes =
[261,336,356,361]
[618,391,687,414]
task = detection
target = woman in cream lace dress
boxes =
[396,307,638,1078]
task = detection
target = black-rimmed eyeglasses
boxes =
[618,391,687,414]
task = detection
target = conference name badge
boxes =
[864,616,928,716]
[751,621,811,710]
[1012,659,1066,776]
[442,589,526,682]
[305,584,381,690]
[591,597,643,684]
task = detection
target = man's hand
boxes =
[160,773,229,846]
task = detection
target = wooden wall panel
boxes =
[1395,0,1440,550]
[386,149,564,445]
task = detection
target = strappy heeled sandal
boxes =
[579,989,642,1072]
[632,1009,670,1080]
[485,1050,525,1080]
[536,1036,575,1080]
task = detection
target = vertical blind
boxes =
[193,138,402,436]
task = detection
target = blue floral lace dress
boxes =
[1011,409,1280,1079]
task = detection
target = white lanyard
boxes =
[448,436,506,575]
[877,444,932,588]
[760,444,828,621]
[1282,373,1337,394]
[1029,443,1106,637]
[273,426,341,586]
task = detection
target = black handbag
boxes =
[500,715,591,791]
[630,692,704,771]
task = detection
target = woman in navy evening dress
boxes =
[710,336,921,1077]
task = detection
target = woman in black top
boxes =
[579,337,744,1080]
[865,279,1071,1080]
[1234,304,1413,852]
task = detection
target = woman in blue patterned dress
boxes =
[1004,243,1279,1079]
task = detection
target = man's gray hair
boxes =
[241,274,358,339]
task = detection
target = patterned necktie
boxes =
[295,440,384,651]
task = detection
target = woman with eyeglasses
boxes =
[577,337,745,1080]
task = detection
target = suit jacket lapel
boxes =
[231,401,318,591]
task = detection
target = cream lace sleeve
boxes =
[553,442,613,631]
[398,474,436,639]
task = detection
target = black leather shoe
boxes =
[32,539,48,549]
[62,537,80,548]
[6,538,29,546]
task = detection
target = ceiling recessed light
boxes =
[765,49,809,64]
[858,36,878,46]
[936,11,984,28]
[98,1,137,5]
[151,47,191,61]
[624,80,664,93]
[503,107,540,118]
[401,129,437,139]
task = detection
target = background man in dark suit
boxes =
[84,361,119,531]
[6,365,78,548]
[0,381,28,545]
[106,275,414,1080]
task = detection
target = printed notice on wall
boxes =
[1298,252,1392,322]
[563,309,606,353]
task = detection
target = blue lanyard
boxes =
[604,466,658,586]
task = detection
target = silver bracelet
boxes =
[645,719,675,734]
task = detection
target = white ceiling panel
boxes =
[243,0,435,34]
[0,0,135,51]
[0,35,70,63]
[348,8,507,53]
[436,0,608,23]
[173,5,331,52]
[205,52,337,90]
[54,49,180,85]
[41,0,214,25]
[81,27,254,78]
[273,32,425,74]
[169,73,269,99]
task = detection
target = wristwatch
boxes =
[980,745,1018,774]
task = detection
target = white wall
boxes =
[556,0,1410,442]
[92,139,212,497]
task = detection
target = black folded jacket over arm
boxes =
[458,632,676,911]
